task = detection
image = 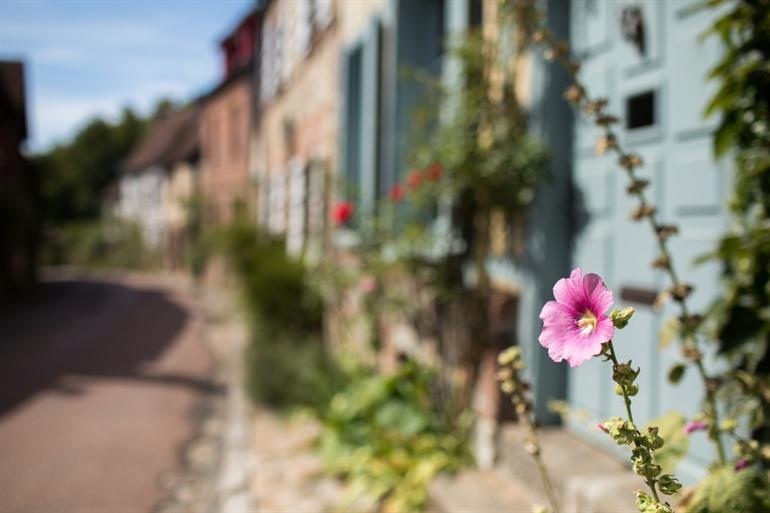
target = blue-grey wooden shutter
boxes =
[359,19,382,215]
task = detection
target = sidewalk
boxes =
[161,279,343,513]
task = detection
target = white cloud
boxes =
[0,0,252,152]
[30,75,208,150]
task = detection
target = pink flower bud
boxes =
[734,458,750,471]
[684,420,708,434]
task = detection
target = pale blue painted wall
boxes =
[563,0,729,483]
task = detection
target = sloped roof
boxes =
[0,61,27,139]
[122,106,199,174]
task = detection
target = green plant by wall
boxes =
[699,0,770,446]
[217,216,344,412]
[680,464,770,513]
[184,192,207,281]
[411,30,549,267]
[42,218,160,270]
[319,361,472,512]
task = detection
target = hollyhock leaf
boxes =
[668,363,687,384]
[659,317,682,349]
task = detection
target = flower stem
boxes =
[607,341,635,425]
[525,414,561,513]
[498,348,560,513]
[606,341,663,505]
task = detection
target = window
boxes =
[230,106,242,160]
[260,21,283,101]
[343,45,362,200]
[626,90,656,130]
[260,25,276,101]
[342,19,382,213]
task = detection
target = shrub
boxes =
[217,217,342,411]
[319,361,472,512]
[682,465,770,513]
[42,218,159,269]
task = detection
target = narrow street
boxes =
[0,272,220,513]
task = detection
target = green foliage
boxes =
[184,193,208,280]
[217,217,342,411]
[319,361,471,512]
[243,328,346,414]
[646,412,689,475]
[219,217,323,336]
[412,32,549,229]
[32,107,149,224]
[700,0,770,443]
[683,465,770,513]
[41,218,159,269]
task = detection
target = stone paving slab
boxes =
[251,410,345,513]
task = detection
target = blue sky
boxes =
[0,0,254,153]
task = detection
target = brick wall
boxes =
[199,76,253,224]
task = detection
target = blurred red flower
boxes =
[407,169,423,191]
[425,162,443,182]
[389,184,404,202]
[332,201,354,225]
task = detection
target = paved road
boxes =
[0,274,219,513]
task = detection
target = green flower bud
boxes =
[498,346,521,365]
[613,362,639,381]
[614,382,640,396]
[610,306,636,329]
[633,457,662,478]
[657,474,682,495]
[720,417,738,433]
[603,417,638,445]
[632,449,662,478]
[635,491,653,512]
[641,427,664,450]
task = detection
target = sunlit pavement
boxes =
[0,273,218,513]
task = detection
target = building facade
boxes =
[251,0,347,258]
[119,106,200,262]
[0,60,35,300]
[333,0,730,482]
[199,9,260,225]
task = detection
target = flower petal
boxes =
[583,272,615,315]
[553,268,584,311]
[564,333,604,367]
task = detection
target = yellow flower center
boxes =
[577,311,597,335]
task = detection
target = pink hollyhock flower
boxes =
[684,420,708,434]
[734,458,750,471]
[538,268,615,367]
[389,184,404,202]
[331,201,354,226]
